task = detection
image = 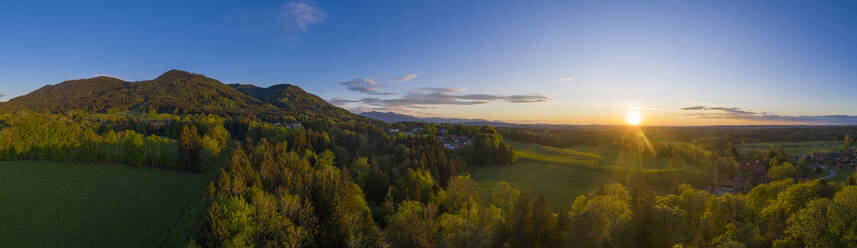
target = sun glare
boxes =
[626,111,642,126]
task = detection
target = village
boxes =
[389,127,474,150]
[273,122,303,129]
[708,149,857,195]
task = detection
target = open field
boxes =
[0,161,202,247]
[469,140,711,208]
[735,140,846,155]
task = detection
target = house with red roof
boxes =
[740,160,767,180]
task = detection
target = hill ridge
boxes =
[0,70,361,122]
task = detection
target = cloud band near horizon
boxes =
[681,105,857,125]
[331,87,549,111]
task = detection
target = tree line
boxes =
[0,113,229,170]
[500,125,857,150]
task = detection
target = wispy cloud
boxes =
[558,77,573,81]
[394,73,422,82]
[680,105,857,125]
[0,91,6,98]
[328,97,360,105]
[680,106,706,110]
[506,94,552,103]
[334,87,550,110]
[279,1,327,33]
[341,78,395,95]
[680,106,754,115]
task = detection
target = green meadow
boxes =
[735,140,845,155]
[469,140,711,208]
[0,161,202,247]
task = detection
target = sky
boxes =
[2,0,857,125]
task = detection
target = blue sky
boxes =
[2,0,857,125]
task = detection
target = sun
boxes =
[626,111,642,126]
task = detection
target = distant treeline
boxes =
[0,112,331,171]
[501,125,857,149]
[0,113,229,170]
[500,126,620,147]
[645,125,857,143]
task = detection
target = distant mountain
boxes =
[359,111,423,123]
[230,83,356,121]
[0,70,367,122]
[360,111,515,126]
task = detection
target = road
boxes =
[818,165,836,179]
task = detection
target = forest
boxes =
[2,71,857,248]
[5,110,857,247]
[200,126,857,248]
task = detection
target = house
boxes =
[808,163,823,169]
[835,154,855,168]
[149,121,167,129]
[285,122,302,129]
[706,177,748,195]
[719,179,747,193]
[439,135,472,150]
[740,160,767,179]
[796,151,857,169]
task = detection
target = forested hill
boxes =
[0,70,365,122]
[230,83,357,121]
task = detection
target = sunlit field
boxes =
[469,140,711,208]
[0,161,201,247]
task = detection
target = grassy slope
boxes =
[469,141,613,208]
[0,161,201,247]
[469,140,712,208]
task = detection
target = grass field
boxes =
[735,140,846,155]
[468,140,711,208]
[0,161,202,247]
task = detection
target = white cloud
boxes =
[558,77,573,81]
[394,73,422,82]
[341,78,395,95]
[328,97,360,106]
[680,105,857,124]
[279,1,327,33]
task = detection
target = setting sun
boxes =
[626,111,642,125]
